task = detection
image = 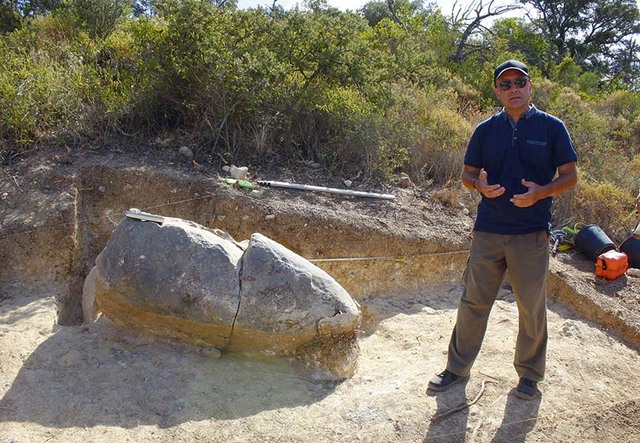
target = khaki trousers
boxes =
[446,231,549,381]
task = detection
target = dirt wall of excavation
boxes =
[0,162,470,325]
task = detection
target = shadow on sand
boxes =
[0,317,335,429]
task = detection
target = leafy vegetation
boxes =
[1,0,639,240]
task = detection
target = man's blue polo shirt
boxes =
[464,105,578,235]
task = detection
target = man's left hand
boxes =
[510,178,541,208]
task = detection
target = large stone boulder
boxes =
[231,233,360,353]
[232,233,361,379]
[84,216,361,379]
[86,217,244,349]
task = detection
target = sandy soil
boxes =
[1,283,639,442]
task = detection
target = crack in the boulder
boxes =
[228,255,245,344]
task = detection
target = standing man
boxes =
[427,60,578,399]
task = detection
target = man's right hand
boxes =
[476,169,505,198]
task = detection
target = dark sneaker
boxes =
[515,378,540,400]
[427,370,468,392]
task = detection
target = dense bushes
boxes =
[0,2,639,240]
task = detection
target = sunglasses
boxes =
[498,77,529,91]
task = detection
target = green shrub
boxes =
[553,57,582,89]
[381,83,474,185]
[547,89,613,175]
[313,86,381,173]
[66,0,131,39]
[593,90,640,156]
[597,90,640,121]
[532,77,561,112]
[572,179,638,243]
[0,16,100,157]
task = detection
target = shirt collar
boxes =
[499,104,536,121]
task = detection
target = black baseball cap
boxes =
[494,60,529,84]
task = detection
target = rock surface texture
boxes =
[83,216,361,379]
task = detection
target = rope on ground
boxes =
[431,380,496,423]
[308,249,469,263]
